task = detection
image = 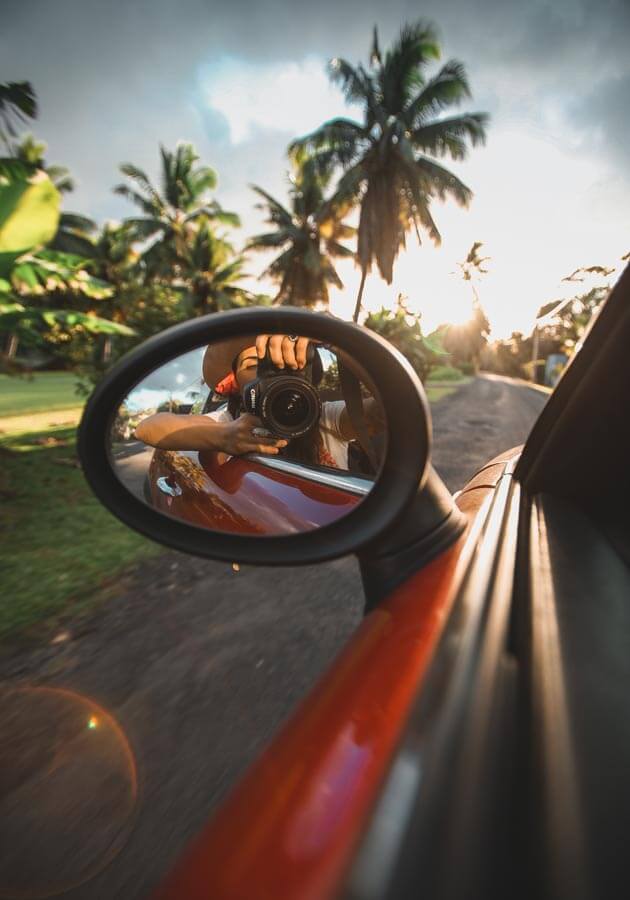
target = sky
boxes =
[2,0,629,337]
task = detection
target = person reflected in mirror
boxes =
[135,335,384,470]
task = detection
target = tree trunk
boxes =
[4,332,19,359]
[353,267,367,323]
[101,335,113,364]
[531,326,540,382]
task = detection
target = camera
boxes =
[241,344,322,438]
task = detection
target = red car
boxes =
[147,449,367,534]
[80,267,630,900]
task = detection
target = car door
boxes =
[148,445,369,535]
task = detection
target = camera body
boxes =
[242,344,322,439]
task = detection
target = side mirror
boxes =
[78,308,464,605]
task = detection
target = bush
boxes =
[364,307,440,382]
[522,360,546,384]
[458,361,476,376]
[427,364,465,382]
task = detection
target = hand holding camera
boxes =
[242,335,323,439]
[255,334,313,370]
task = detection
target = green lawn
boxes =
[0,371,83,417]
[0,425,160,644]
[425,376,472,404]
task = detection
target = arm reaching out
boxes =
[135,413,287,455]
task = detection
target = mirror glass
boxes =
[109,333,386,535]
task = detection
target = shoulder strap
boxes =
[338,357,378,473]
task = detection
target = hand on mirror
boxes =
[255,334,313,370]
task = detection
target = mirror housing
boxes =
[79,308,464,591]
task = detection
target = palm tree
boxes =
[184,225,260,314]
[247,157,355,307]
[290,22,488,320]
[113,142,240,276]
[456,240,490,304]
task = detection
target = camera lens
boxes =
[262,378,320,438]
[270,388,310,428]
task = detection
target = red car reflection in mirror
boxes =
[147,449,366,535]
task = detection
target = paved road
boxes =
[0,375,548,900]
[113,442,154,501]
[431,374,549,491]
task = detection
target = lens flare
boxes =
[0,686,137,899]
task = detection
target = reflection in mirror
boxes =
[110,334,386,536]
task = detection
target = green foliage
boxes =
[0,425,158,642]
[0,127,134,373]
[363,304,442,381]
[427,364,465,381]
[290,21,488,318]
[0,160,60,272]
[440,302,490,368]
[248,155,355,306]
[481,331,531,378]
[544,286,608,352]
[9,249,112,298]
[114,142,240,259]
[182,224,261,314]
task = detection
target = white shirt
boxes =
[205,400,348,469]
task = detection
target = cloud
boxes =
[199,56,351,143]
[1,0,628,334]
[572,71,630,170]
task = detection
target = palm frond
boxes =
[159,145,174,204]
[289,117,369,169]
[209,207,241,227]
[381,21,441,112]
[261,247,295,280]
[246,231,291,251]
[408,179,442,244]
[250,185,294,227]
[329,161,366,206]
[59,212,97,233]
[327,58,372,105]
[370,26,382,67]
[119,162,164,210]
[190,166,218,195]
[322,258,344,289]
[404,60,470,127]
[326,240,355,259]
[123,217,166,239]
[415,157,473,206]
[0,82,37,140]
[413,112,488,160]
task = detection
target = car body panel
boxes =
[153,453,517,900]
[148,449,361,535]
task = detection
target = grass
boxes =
[0,424,160,645]
[427,364,467,382]
[426,383,467,403]
[425,365,472,403]
[0,371,83,417]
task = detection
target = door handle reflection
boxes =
[156,476,182,497]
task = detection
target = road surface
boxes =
[431,373,549,491]
[112,441,154,500]
[0,375,548,899]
